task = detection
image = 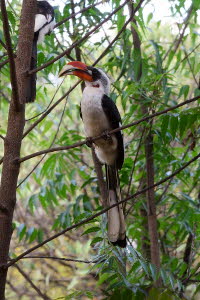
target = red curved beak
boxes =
[59,61,93,82]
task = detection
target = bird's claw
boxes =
[102,130,112,141]
[86,137,93,148]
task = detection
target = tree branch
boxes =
[1,0,20,111]
[94,0,145,65]
[12,255,100,264]
[17,95,200,164]
[0,135,5,141]
[6,152,200,268]
[15,264,50,300]
[173,5,193,53]
[0,39,7,50]
[54,1,103,29]
[17,96,68,188]
[22,81,80,138]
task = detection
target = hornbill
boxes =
[26,0,55,103]
[59,61,126,247]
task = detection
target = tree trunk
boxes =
[0,1,36,297]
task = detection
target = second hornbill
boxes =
[59,61,126,247]
[26,0,55,103]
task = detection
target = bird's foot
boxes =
[102,130,112,141]
[86,137,93,148]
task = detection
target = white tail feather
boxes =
[106,165,126,247]
[108,190,120,242]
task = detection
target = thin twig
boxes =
[17,95,200,164]
[0,58,9,69]
[94,0,145,65]
[163,4,193,62]
[1,0,20,111]
[182,43,199,87]
[126,126,146,197]
[15,264,50,300]
[23,81,80,138]
[6,152,200,268]
[17,96,68,188]
[0,135,5,141]
[12,255,99,264]
[25,77,65,121]
[173,5,193,53]
[54,1,103,29]
[0,39,7,50]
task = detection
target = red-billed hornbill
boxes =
[59,61,126,247]
[26,0,55,103]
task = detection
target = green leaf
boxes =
[170,115,178,139]
[17,224,27,241]
[147,12,153,24]
[161,115,170,141]
[82,226,100,236]
[178,85,189,99]
[90,237,103,246]
[179,114,188,138]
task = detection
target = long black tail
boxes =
[106,165,126,248]
[26,32,38,103]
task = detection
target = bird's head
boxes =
[59,61,110,95]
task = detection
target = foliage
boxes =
[0,0,199,299]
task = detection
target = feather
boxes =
[106,165,126,248]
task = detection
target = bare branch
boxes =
[94,0,145,65]
[17,96,68,188]
[18,95,200,164]
[0,58,9,70]
[0,39,7,50]
[15,264,50,300]
[1,0,20,111]
[0,135,5,141]
[12,255,100,264]
[163,4,194,62]
[6,152,200,268]
[25,77,66,122]
[54,1,103,29]
[182,43,199,87]
[173,5,193,53]
[126,127,146,196]
[23,81,80,138]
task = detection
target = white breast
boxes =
[81,87,110,137]
[81,87,118,166]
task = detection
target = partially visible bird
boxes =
[59,61,126,248]
[26,0,55,103]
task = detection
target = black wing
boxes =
[101,94,124,169]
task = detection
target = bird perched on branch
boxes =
[59,61,126,247]
[26,0,55,103]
